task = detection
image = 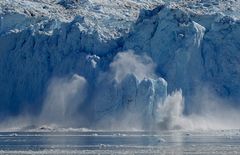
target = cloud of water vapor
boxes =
[40,74,87,127]
[160,87,240,130]
[156,90,186,130]
[184,87,240,130]
[109,51,156,82]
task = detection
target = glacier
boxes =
[0,0,240,130]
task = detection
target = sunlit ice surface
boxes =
[0,130,240,154]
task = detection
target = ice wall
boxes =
[124,2,240,110]
[0,0,240,129]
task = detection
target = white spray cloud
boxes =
[109,51,156,82]
[155,90,186,130]
[155,86,240,131]
[185,87,240,130]
[40,74,87,126]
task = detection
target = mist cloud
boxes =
[40,74,87,126]
[109,51,156,82]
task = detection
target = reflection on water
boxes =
[0,130,240,154]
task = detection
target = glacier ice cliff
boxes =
[0,0,240,129]
[124,1,240,111]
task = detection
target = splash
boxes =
[155,90,185,130]
[39,74,87,127]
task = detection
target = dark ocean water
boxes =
[0,130,240,154]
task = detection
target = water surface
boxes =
[0,130,240,154]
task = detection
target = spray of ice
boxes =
[109,51,156,82]
[40,74,87,127]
